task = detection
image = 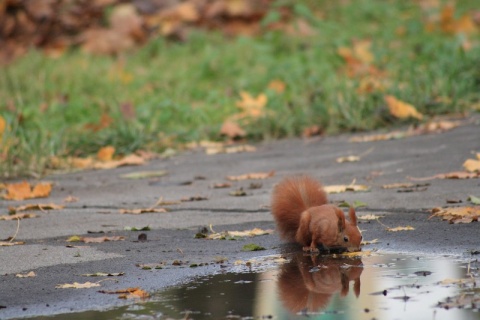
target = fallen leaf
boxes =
[0,213,38,220]
[267,80,286,93]
[220,120,246,139]
[0,115,6,139]
[468,195,480,205]
[84,112,113,132]
[439,278,476,286]
[408,171,480,181]
[120,170,167,179]
[56,282,101,289]
[9,203,64,214]
[99,287,149,299]
[382,183,415,189]
[206,228,274,240]
[81,272,125,277]
[82,236,125,243]
[97,146,115,161]
[205,144,256,155]
[241,243,266,251]
[227,171,275,181]
[324,184,370,193]
[336,155,360,163]
[180,196,208,202]
[124,226,150,231]
[357,214,384,221]
[0,241,25,246]
[361,239,379,245]
[15,271,36,278]
[339,250,372,257]
[212,182,232,189]
[302,125,323,138]
[387,226,415,232]
[93,154,145,169]
[63,196,79,203]
[67,236,125,243]
[384,95,423,120]
[349,130,411,142]
[229,188,247,196]
[232,91,268,121]
[463,158,480,172]
[3,181,52,200]
[119,208,168,214]
[429,206,480,223]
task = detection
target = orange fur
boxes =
[271,175,362,252]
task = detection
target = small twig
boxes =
[9,217,20,243]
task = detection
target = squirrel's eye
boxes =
[343,236,349,242]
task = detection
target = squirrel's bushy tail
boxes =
[271,176,328,241]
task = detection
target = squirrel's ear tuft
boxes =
[349,207,357,226]
[335,208,346,232]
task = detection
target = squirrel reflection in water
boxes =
[277,252,363,314]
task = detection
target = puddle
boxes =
[32,253,479,320]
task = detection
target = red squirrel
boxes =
[271,175,362,252]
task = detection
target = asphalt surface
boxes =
[1,116,479,319]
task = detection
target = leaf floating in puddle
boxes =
[338,250,373,257]
[99,287,149,299]
[413,271,432,277]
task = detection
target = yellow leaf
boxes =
[227,171,275,181]
[3,181,52,200]
[235,91,268,119]
[97,146,115,161]
[463,159,480,172]
[220,120,246,139]
[430,206,480,223]
[15,271,36,278]
[357,214,384,221]
[340,250,372,257]
[81,236,125,243]
[56,282,101,289]
[385,95,423,120]
[206,228,274,240]
[336,155,360,163]
[387,226,415,232]
[324,184,370,193]
[0,241,25,246]
[0,115,5,138]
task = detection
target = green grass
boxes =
[1,0,479,177]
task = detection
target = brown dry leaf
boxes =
[408,171,480,181]
[267,80,286,93]
[440,4,478,34]
[382,183,415,189]
[0,241,25,246]
[463,158,480,172]
[361,239,379,245]
[206,144,256,155]
[384,95,423,120]
[119,208,167,214]
[0,213,38,220]
[93,154,145,169]
[212,182,232,189]
[220,120,246,139]
[337,40,384,78]
[349,130,411,142]
[387,226,415,232]
[324,184,370,193]
[429,206,480,223]
[56,282,101,289]
[70,157,95,169]
[9,203,64,213]
[97,146,115,162]
[15,271,36,278]
[227,171,275,181]
[336,155,360,163]
[3,181,52,200]
[302,125,323,138]
[64,196,79,203]
[99,287,149,299]
[81,236,125,243]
